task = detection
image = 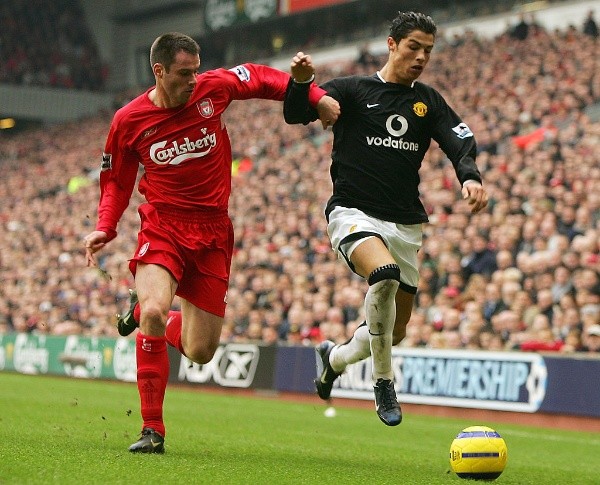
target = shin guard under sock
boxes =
[365,278,399,382]
[136,332,169,437]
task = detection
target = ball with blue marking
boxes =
[449,425,507,480]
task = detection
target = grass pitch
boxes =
[0,372,597,484]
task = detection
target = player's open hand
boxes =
[290,51,315,83]
[317,95,340,130]
[83,230,108,267]
[461,182,488,214]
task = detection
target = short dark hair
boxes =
[149,32,200,71]
[389,12,437,42]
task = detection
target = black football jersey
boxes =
[285,73,482,224]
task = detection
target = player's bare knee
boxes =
[185,341,218,365]
[140,303,168,334]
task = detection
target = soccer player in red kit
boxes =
[83,33,337,453]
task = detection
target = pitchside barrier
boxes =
[1,332,599,418]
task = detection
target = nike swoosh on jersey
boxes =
[367,103,380,108]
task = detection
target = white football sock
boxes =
[365,278,398,382]
[329,324,371,373]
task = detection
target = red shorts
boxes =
[129,203,233,317]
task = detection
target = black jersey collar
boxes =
[375,71,415,88]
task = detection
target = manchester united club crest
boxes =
[197,99,214,118]
[413,102,427,117]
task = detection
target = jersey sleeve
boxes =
[428,90,482,186]
[95,113,139,242]
[219,63,325,105]
[283,77,342,125]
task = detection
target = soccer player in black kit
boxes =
[285,11,488,426]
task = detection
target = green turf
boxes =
[0,372,597,484]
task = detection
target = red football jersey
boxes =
[96,63,324,241]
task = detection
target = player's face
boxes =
[156,50,200,107]
[388,30,434,85]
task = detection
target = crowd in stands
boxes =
[1,13,599,355]
[0,0,106,90]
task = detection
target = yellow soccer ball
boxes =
[449,426,508,480]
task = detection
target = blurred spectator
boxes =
[492,310,523,345]
[517,313,564,352]
[561,329,582,352]
[581,324,600,352]
[580,304,600,328]
[356,44,378,69]
[535,288,556,323]
[482,283,508,324]
[510,13,530,41]
[551,266,574,303]
[462,233,498,280]
[583,10,599,38]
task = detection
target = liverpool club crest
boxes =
[197,99,214,118]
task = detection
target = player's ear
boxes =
[387,37,396,52]
[152,63,163,78]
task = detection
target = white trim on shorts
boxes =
[327,206,423,289]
